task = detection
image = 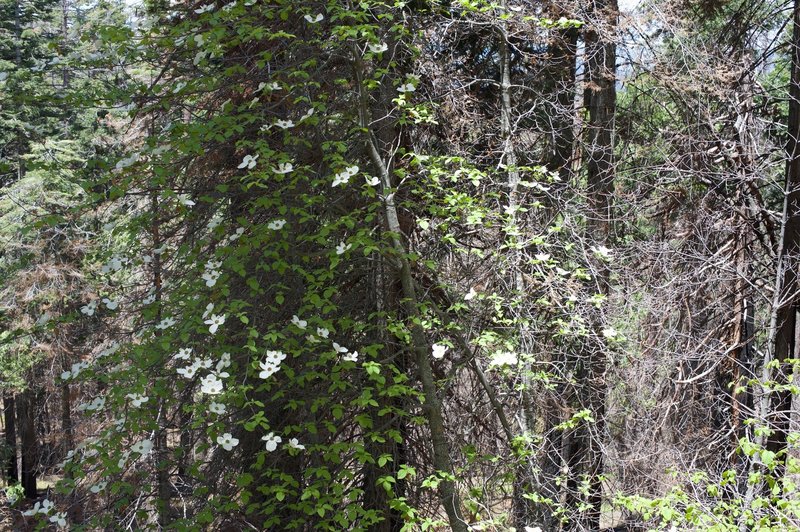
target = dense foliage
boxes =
[3,0,800,530]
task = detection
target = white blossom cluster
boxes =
[61,360,90,380]
[202,259,222,287]
[22,498,67,528]
[332,165,359,187]
[259,350,287,379]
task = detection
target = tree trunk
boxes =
[567,0,618,528]
[14,0,25,182]
[547,6,579,182]
[584,0,618,239]
[353,44,468,532]
[16,390,37,499]
[529,5,580,529]
[150,189,172,525]
[364,275,407,532]
[766,0,800,469]
[4,394,18,484]
[61,376,73,461]
[61,0,69,89]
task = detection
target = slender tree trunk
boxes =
[496,9,542,527]
[150,188,172,525]
[61,0,69,88]
[766,0,800,469]
[353,45,468,532]
[364,273,407,532]
[728,221,754,469]
[14,0,25,182]
[16,390,37,499]
[567,0,618,528]
[177,393,192,483]
[61,0,71,136]
[530,6,580,529]
[61,378,73,459]
[14,0,21,67]
[4,394,18,484]
[372,160,467,532]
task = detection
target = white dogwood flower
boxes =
[177,194,195,207]
[80,300,98,316]
[200,373,223,394]
[101,255,123,273]
[230,227,245,241]
[50,512,67,528]
[205,314,226,334]
[262,432,281,451]
[300,108,314,121]
[131,439,153,456]
[177,361,199,379]
[259,360,281,379]
[217,352,231,372]
[332,165,359,187]
[432,343,447,359]
[591,245,612,260]
[368,42,389,54]
[97,342,119,359]
[23,498,54,516]
[238,154,259,169]
[490,351,518,367]
[126,393,149,407]
[78,396,105,412]
[217,433,239,451]
[155,317,176,330]
[272,162,293,175]
[265,350,287,364]
[602,327,620,339]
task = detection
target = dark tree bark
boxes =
[584,0,618,239]
[16,390,38,499]
[364,278,407,532]
[3,394,18,484]
[61,380,73,461]
[14,0,25,183]
[565,0,618,528]
[547,8,579,182]
[150,189,172,526]
[529,5,580,530]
